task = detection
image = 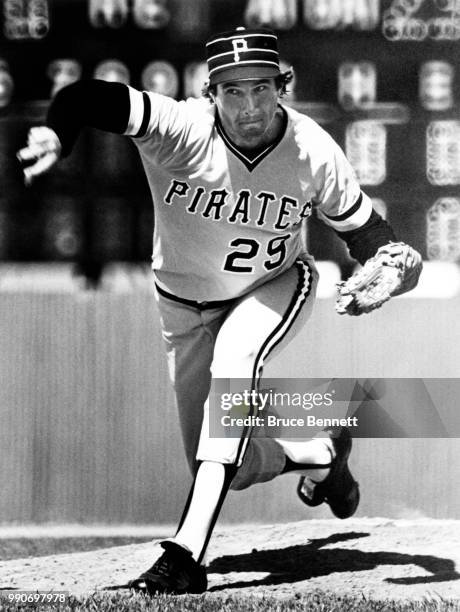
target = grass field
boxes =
[0,523,459,611]
[1,590,459,612]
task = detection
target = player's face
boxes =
[214,78,280,149]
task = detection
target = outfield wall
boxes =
[0,270,459,524]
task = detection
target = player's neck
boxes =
[218,106,286,158]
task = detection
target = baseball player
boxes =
[17,27,422,595]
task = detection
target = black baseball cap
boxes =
[206,27,281,85]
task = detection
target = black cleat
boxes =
[129,541,207,595]
[297,427,360,519]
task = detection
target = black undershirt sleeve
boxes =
[46,79,131,156]
[335,209,397,265]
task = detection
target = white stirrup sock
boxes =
[276,437,335,484]
[173,461,226,563]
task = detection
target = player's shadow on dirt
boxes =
[208,531,460,591]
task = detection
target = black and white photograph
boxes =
[0,0,459,610]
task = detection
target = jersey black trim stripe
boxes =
[133,92,151,138]
[215,105,287,172]
[323,192,363,222]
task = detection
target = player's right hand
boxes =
[16,126,62,186]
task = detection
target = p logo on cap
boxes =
[232,38,249,62]
[206,27,281,85]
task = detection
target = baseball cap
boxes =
[206,27,281,85]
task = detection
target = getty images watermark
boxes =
[208,378,457,438]
[219,388,358,430]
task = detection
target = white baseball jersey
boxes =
[125,88,372,302]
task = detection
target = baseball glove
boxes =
[335,242,423,316]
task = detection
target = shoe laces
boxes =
[152,554,171,577]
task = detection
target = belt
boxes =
[155,283,235,310]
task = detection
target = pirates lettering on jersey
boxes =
[164,179,312,230]
[228,190,250,224]
[203,189,229,220]
[275,196,297,230]
[256,192,275,225]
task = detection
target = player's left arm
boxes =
[333,205,396,265]
[334,206,423,314]
[312,137,422,308]
[327,193,422,296]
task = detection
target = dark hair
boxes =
[202,69,294,101]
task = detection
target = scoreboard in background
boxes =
[1,0,460,281]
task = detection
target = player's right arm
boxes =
[18,79,204,184]
[18,79,185,183]
[17,80,135,185]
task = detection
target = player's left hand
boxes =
[16,126,62,186]
[335,241,423,316]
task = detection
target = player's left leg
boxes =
[197,253,321,481]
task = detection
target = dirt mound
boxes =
[0,520,459,601]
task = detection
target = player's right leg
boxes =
[153,289,231,473]
[128,289,232,595]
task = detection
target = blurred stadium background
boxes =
[0,0,459,526]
